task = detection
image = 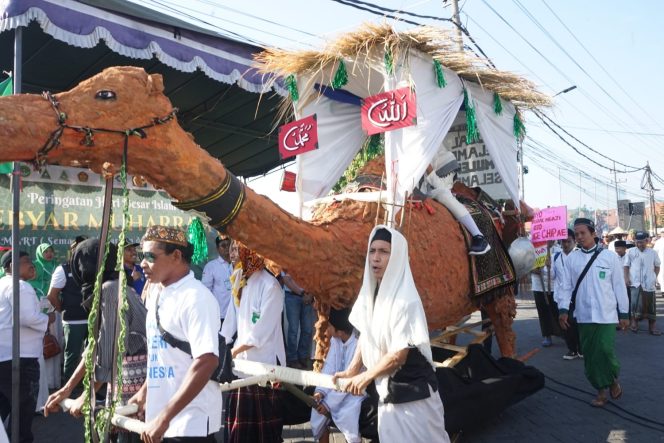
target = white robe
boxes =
[349,225,450,443]
[310,334,364,443]
[221,269,286,366]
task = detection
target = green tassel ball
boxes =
[433,59,447,88]
[187,217,208,265]
[514,112,526,140]
[493,92,503,115]
[286,74,299,102]
[384,49,394,75]
[463,89,480,144]
[331,59,348,89]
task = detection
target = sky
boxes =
[130,0,664,215]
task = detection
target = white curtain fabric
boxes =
[383,49,464,210]
[295,99,366,202]
[291,50,521,213]
[467,83,520,206]
[294,59,384,202]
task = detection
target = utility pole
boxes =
[450,0,464,51]
[519,139,524,200]
[641,162,659,235]
[613,160,620,212]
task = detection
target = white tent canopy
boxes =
[291,47,521,216]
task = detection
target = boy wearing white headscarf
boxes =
[334,226,450,442]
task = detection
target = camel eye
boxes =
[95,90,116,100]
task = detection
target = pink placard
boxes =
[530,206,568,243]
[361,87,417,135]
[278,114,318,159]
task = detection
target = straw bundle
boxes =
[254,22,550,109]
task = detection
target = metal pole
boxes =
[10,25,23,443]
[519,139,524,201]
[450,0,464,51]
[613,161,620,219]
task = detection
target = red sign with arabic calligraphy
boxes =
[278,114,319,159]
[361,87,417,135]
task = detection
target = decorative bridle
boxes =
[35,90,178,168]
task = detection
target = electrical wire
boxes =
[512,0,651,133]
[534,111,643,171]
[479,0,664,159]
[142,0,269,46]
[186,0,321,39]
[327,0,496,68]
[540,0,663,130]
[152,0,317,47]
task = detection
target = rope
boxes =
[98,139,132,439]
[35,91,177,168]
[81,232,113,442]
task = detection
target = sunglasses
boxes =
[138,251,159,263]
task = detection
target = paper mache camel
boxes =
[0,66,534,359]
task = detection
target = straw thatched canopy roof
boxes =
[254,23,551,110]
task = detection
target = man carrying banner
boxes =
[557,218,629,407]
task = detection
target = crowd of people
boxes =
[529,219,662,407]
[0,222,452,443]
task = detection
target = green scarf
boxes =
[29,243,56,299]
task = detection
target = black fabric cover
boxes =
[280,344,544,438]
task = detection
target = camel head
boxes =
[0,66,224,200]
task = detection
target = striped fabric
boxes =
[94,280,147,384]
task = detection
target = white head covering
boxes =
[349,225,433,399]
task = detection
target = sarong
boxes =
[226,385,283,443]
[578,324,619,390]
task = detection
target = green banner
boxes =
[0,165,217,264]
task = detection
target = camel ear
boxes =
[147,74,164,95]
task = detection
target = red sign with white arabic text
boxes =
[278,114,319,159]
[361,87,417,135]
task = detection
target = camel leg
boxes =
[484,290,517,358]
[313,303,331,372]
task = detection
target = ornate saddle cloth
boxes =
[457,196,516,302]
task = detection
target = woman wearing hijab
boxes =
[335,226,450,442]
[44,239,147,443]
[221,240,285,443]
[30,243,56,299]
[29,244,62,410]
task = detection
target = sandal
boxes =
[630,326,638,334]
[649,330,662,336]
[591,396,608,407]
[610,381,622,400]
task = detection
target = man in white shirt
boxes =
[624,231,661,335]
[129,226,221,443]
[0,250,53,443]
[557,218,629,407]
[201,236,233,325]
[530,240,562,347]
[553,229,582,360]
[653,232,664,290]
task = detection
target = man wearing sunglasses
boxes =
[129,226,221,443]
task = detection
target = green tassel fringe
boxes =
[514,112,526,140]
[463,89,480,144]
[493,92,503,115]
[433,59,446,88]
[331,59,348,89]
[384,49,394,75]
[188,218,208,265]
[286,74,299,102]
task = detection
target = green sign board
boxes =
[0,165,217,264]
